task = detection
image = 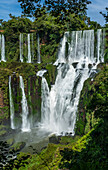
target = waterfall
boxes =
[97,29,105,63]
[37,34,41,63]
[19,33,23,62]
[68,30,94,64]
[40,29,105,135]
[36,70,49,124]
[0,34,6,62]
[19,76,30,132]
[1,35,5,62]
[41,77,50,123]
[9,76,15,129]
[20,33,34,63]
[31,33,34,61]
[27,34,32,63]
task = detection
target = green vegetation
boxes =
[10,142,26,152]
[0,130,7,137]
[0,62,56,126]
[2,64,107,170]
[0,11,90,63]
[18,0,91,19]
[1,16,32,62]
[76,64,108,135]
[0,0,103,64]
[100,7,108,23]
[104,28,108,63]
[0,1,108,169]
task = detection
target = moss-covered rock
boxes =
[6,138,14,146]
[0,125,8,137]
[0,130,7,137]
[10,142,26,152]
[76,64,108,135]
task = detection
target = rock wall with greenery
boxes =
[76,64,108,135]
[0,61,56,127]
[104,27,108,62]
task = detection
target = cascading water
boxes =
[19,33,23,62]
[68,30,95,64]
[19,76,30,132]
[37,34,41,63]
[27,34,32,63]
[1,34,5,62]
[36,70,50,123]
[31,33,34,61]
[40,29,105,135]
[0,34,6,62]
[9,76,15,129]
[97,29,105,63]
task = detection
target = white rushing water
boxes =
[27,34,32,63]
[36,70,49,123]
[40,29,105,135]
[31,33,34,61]
[36,70,47,77]
[9,76,15,129]
[97,29,105,63]
[20,33,23,62]
[37,34,41,63]
[19,76,30,132]
[0,34,6,62]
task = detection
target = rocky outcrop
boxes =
[76,64,108,135]
[0,89,4,108]
[0,62,57,126]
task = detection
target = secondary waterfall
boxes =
[0,34,6,62]
[19,76,30,132]
[97,29,105,63]
[36,70,49,123]
[40,29,105,135]
[9,76,15,129]
[19,33,34,63]
[31,33,34,61]
[19,33,23,62]
[27,34,32,63]
[37,34,41,63]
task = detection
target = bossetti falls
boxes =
[19,33,41,63]
[4,28,105,141]
[0,33,41,63]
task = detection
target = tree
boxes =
[100,7,108,23]
[0,19,3,29]
[18,0,91,19]
[2,16,32,61]
[0,19,3,25]
[87,19,101,29]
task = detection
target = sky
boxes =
[0,0,108,26]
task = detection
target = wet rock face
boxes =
[0,90,4,108]
[76,65,108,135]
[0,89,5,120]
[49,134,61,144]
[0,88,9,125]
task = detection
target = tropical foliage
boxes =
[0,1,108,170]
[100,7,108,23]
